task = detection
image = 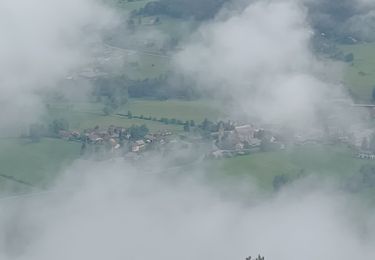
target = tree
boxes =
[344,53,354,62]
[29,123,45,142]
[361,137,369,151]
[359,165,375,188]
[246,255,265,260]
[103,106,114,116]
[273,175,290,191]
[372,87,375,103]
[128,124,149,140]
[183,121,190,132]
[369,134,375,153]
[49,119,69,135]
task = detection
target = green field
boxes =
[122,99,223,122]
[340,43,375,101]
[109,0,152,12]
[47,106,183,132]
[48,98,223,132]
[213,144,375,189]
[124,53,170,80]
[0,138,80,192]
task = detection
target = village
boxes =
[55,117,375,162]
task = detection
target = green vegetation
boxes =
[137,0,227,20]
[0,138,80,189]
[340,43,375,101]
[124,54,170,80]
[47,98,222,132]
[214,144,375,189]
[109,0,152,12]
[46,105,183,132]
[121,99,223,122]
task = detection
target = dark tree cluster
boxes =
[93,76,128,115]
[127,75,199,100]
[28,118,69,142]
[138,0,228,20]
[126,111,193,128]
[246,255,265,260]
[127,124,149,140]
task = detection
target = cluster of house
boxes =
[58,126,172,156]
[208,122,375,160]
[210,124,279,158]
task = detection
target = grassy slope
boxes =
[47,106,183,132]
[0,138,80,189]
[124,54,170,80]
[214,144,375,189]
[121,99,223,122]
[340,43,375,101]
[48,98,222,131]
[108,0,152,12]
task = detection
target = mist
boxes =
[0,0,117,135]
[1,0,375,259]
[1,159,375,260]
[173,0,349,129]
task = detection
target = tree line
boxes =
[136,0,227,20]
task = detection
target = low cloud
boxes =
[173,0,346,128]
[0,0,117,134]
[0,159,375,260]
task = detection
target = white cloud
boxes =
[0,159,374,260]
[174,0,344,128]
[0,0,117,134]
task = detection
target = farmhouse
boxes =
[132,140,146,152]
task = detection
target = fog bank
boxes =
[173,0,348,128]
[0,159,375,260]
[0,0,116,134]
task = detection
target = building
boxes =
[132,140,146,152]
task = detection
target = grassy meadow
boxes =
[121,99,223,122]
[109,0,152,12]
[0,138,80,191]
[124,53,171,80]
[48,98,223,132]
[213,144,374,189]
[340,43,375,101]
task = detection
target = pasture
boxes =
[110,0,152,12]
[47,105,183,132]
[124,53,170,80]
[121,99,223,122]
[214,144,375,189]
[48,98,223,132]
[0,138,80,191]
[340,43,375,101]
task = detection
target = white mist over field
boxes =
[174,0,345,127]
[1,160,375,260]
[1,0,375,259]
[0,0,117,134]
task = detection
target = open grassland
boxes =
[109,0,152,12]
[213,144,375,189]
[49,98,223,131]
[138,15,198,41]
[340,43,375,101]
[0,138,80,190]
[124,53,170,80]
[121,99,223,122]
[47,106,183,132]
